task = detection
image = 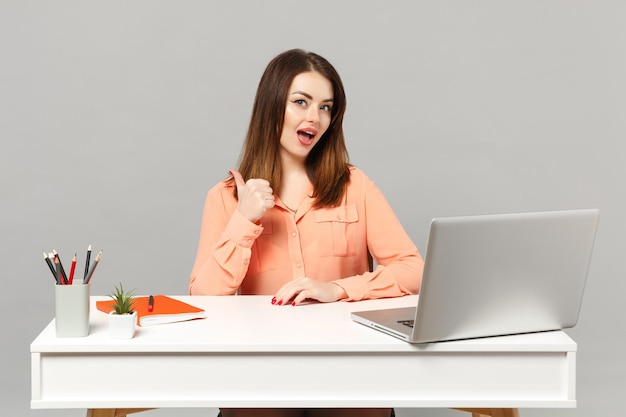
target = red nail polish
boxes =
[292,301,296,306]
[271,297,276,305]
[277,300,283,305]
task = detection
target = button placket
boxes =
[286,217,305,279]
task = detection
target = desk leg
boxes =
[86,408,156,417]
[453,408,520,417]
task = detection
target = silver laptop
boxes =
[351,208,599,343]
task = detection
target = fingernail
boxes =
[292,301,296,307]
[271,297,276,305]
[277,300,283,305]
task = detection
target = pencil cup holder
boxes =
[54,284,90,337]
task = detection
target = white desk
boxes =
[31,295,576,417]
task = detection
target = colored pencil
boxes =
[54,256,62,285]
[43,251,59,284]
[68,253,77,284]
[84,244,92,280]
[52,249,68,285]
[84,250,102,284]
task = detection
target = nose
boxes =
[306,106,320,123]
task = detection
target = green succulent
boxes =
[108,283,136,315]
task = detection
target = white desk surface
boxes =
[31,295,577,409]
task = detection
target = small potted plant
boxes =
[108,283,137,339]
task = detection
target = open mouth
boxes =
[297,129,317,145]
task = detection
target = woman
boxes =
[189,49,423,417]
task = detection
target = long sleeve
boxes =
[189,182,264,295]
[332,170,423,300]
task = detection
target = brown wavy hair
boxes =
[232,49,350,208]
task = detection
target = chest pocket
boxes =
[314,205,359,257]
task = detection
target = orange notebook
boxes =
[96,295,206,326]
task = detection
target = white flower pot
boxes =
[108,311,137,339]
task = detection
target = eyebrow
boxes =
[290,91,334,103]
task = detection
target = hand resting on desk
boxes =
[272,277,348,306]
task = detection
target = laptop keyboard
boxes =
[397,319,415,328]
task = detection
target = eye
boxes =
[320,104,332,112]
[292,99,307,106]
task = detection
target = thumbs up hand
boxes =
[230,170,275,222]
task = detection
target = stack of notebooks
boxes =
[96,295,206,326]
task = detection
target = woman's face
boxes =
[279,71,333,164]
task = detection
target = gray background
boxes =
[1,1,623,416]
